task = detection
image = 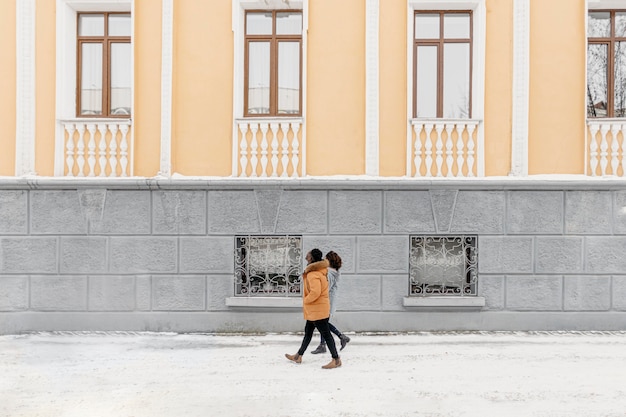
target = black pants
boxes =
[297,318,339,359]
[319,322,341,345]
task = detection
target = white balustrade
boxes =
[409,119,481,177]
[235,119,303,177]
[587,120,626,176]
[59,119,133,177]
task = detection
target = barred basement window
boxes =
[235,235,303,296]
[409,236,477,296]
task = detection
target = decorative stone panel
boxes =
[31,191,87,234]
[0,276,29,311]
[329,191,382,234]
[275,191,328,234]
[478,275,505,310]
[30,276,87,311]
[565,191,612,234]
[507,191,563,234]
[255,190,283,233]
[180,237,234,273]
[153,276,206,311]
[152,191,206,235]
[0,237,57,273]
[450,191,504,234]
[506,276,563,310]
[384,191,435,233]
[535,237,583,274]
[88,276,135,311]
[110,237,177,273]
[478,236,533,274]
[586,237,626,273]
[429,190,457,233]
[357,236,409,273]
[60,237,107,274]
[563,276,610,311]
[0,191,27,234]
[302,236,355,273]
[90,191,151,235]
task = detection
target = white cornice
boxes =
[511,0,530,176]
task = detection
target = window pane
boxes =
[247,42,270,114]
[587,43,608,117]
[79,14,104,36]
[443,43,470,118]
[415,14,439,39]
[110,43,132,116]
[109,14,131,36]
[246,12,272,35]
[617,13,626,38]
[416,45,438,118]
[80,43,103,115]
[588,12,610,38]
[615,42,626,117]
[276,12,302,35]
[444,13,470,38]
[278,42,300,114]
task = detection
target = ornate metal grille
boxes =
[234,235,303,297]
[409,236,477,296]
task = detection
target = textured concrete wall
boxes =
[1,179,626,333]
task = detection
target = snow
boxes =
[2,332,626,417]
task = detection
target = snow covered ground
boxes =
[1,331,626,417]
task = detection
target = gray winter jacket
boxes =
[327,268,340,316]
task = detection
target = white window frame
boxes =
[55,0,134,175]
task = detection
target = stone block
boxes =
[563,276,610,311]
[275,191,328,234]
[614,191,626,234]
[302,236,355,273]
[0,276,28,311]
[180,237,234,273]
[136,275,151,311]
[0,238,57,273]
[450,191,505,234]
[31,190,87,234]
[336,275,381,311]
[30,276,87,311]
[535,237,583,274]
[478,237,533,274]
[586,237,626,274]
[153,276,206,311]
[207,275,234,311]
[507,191,563,234]
[565,191,612,234]
[60,237,107,273]
[384,191,435,233]
[329,191,382,234]
[0,191,27,234]
[430,190,458,233]
[88,276,135,311]
[153,191,206,235]
[110,238,177,273]
[612,276,626,310]
[208,191,260,234]
[506,276,562,311]
[478,275,504,310]
[382,275,408,311]
[357,236,409,273]
[90,191,151,235]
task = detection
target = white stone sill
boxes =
[403,296,485,309]
[225,297,301,308]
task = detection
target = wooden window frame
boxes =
[413,10,473,119]
[587,9,626,118]
[76,12,131,118]
[244,10,303,118]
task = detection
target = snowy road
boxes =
[1,332,626,417]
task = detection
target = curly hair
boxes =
[309,248,323,262]
[325,250,342,270]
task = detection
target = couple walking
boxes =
[285,248,350,369]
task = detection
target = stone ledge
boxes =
[225,297,301,308]
[403,296,486,309]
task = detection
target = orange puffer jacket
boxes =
[302,260,330,321]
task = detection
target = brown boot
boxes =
[321,357,342,369]
[285,353,302,364]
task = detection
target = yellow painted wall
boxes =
[172,0,233,176]
[484,0,513,176]
[307,0,366,175]
[379,0,407,177]
[0,0,16,176]
[529,0,586,174]
[134,0,163,176]
[35,0,56,176]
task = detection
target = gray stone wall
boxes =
[1,179,626,333]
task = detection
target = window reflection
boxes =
[587,44,608,117]
[108,14,131,37]
[110,43,132,116]
[615,41,626,116]
[443,43,470,118]
[278,42,300,114]
[276,12,302,35]
[415,14,439,39]
[246,12,272,35]
[247,42,270,114]
[416,46,437,118]
[444,13,470,38]
[588,12,610,38]
[80,43,103,115]
[79,14,104,36]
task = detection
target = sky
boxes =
[2,331,626,417]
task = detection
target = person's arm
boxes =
[303,273,322,304]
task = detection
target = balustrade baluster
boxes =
[291,123,300,177]
[97,124,108,176]
[434,124,444,177]
[424,124,434,177]
[413,124,423,177]
[65,124,76,177]
[249,124,259,177]
[280,123,290,177]
[119,124,129,176]
[466,124,476,177]
[445,124,454,177]
[108,124,118,177]
[611,124,620,176]
[260,123,269,177]
[620,124,626,177]
[76,124,86,176]
[456,124,466,177]
[600,124,610,175]
[589,124,600,176]
[239,123,249,177]
[270,123,279,177]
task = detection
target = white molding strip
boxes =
[15,0,36,176]
[159,0,174,177]
[511,0,530,176]
[365,0,379,176]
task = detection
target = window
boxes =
[77,12,131,117]
[244,11,302,117]
[587,10,626,118]
[413,11,472,119]
[409,236,477,296]
[234,236,303,296]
